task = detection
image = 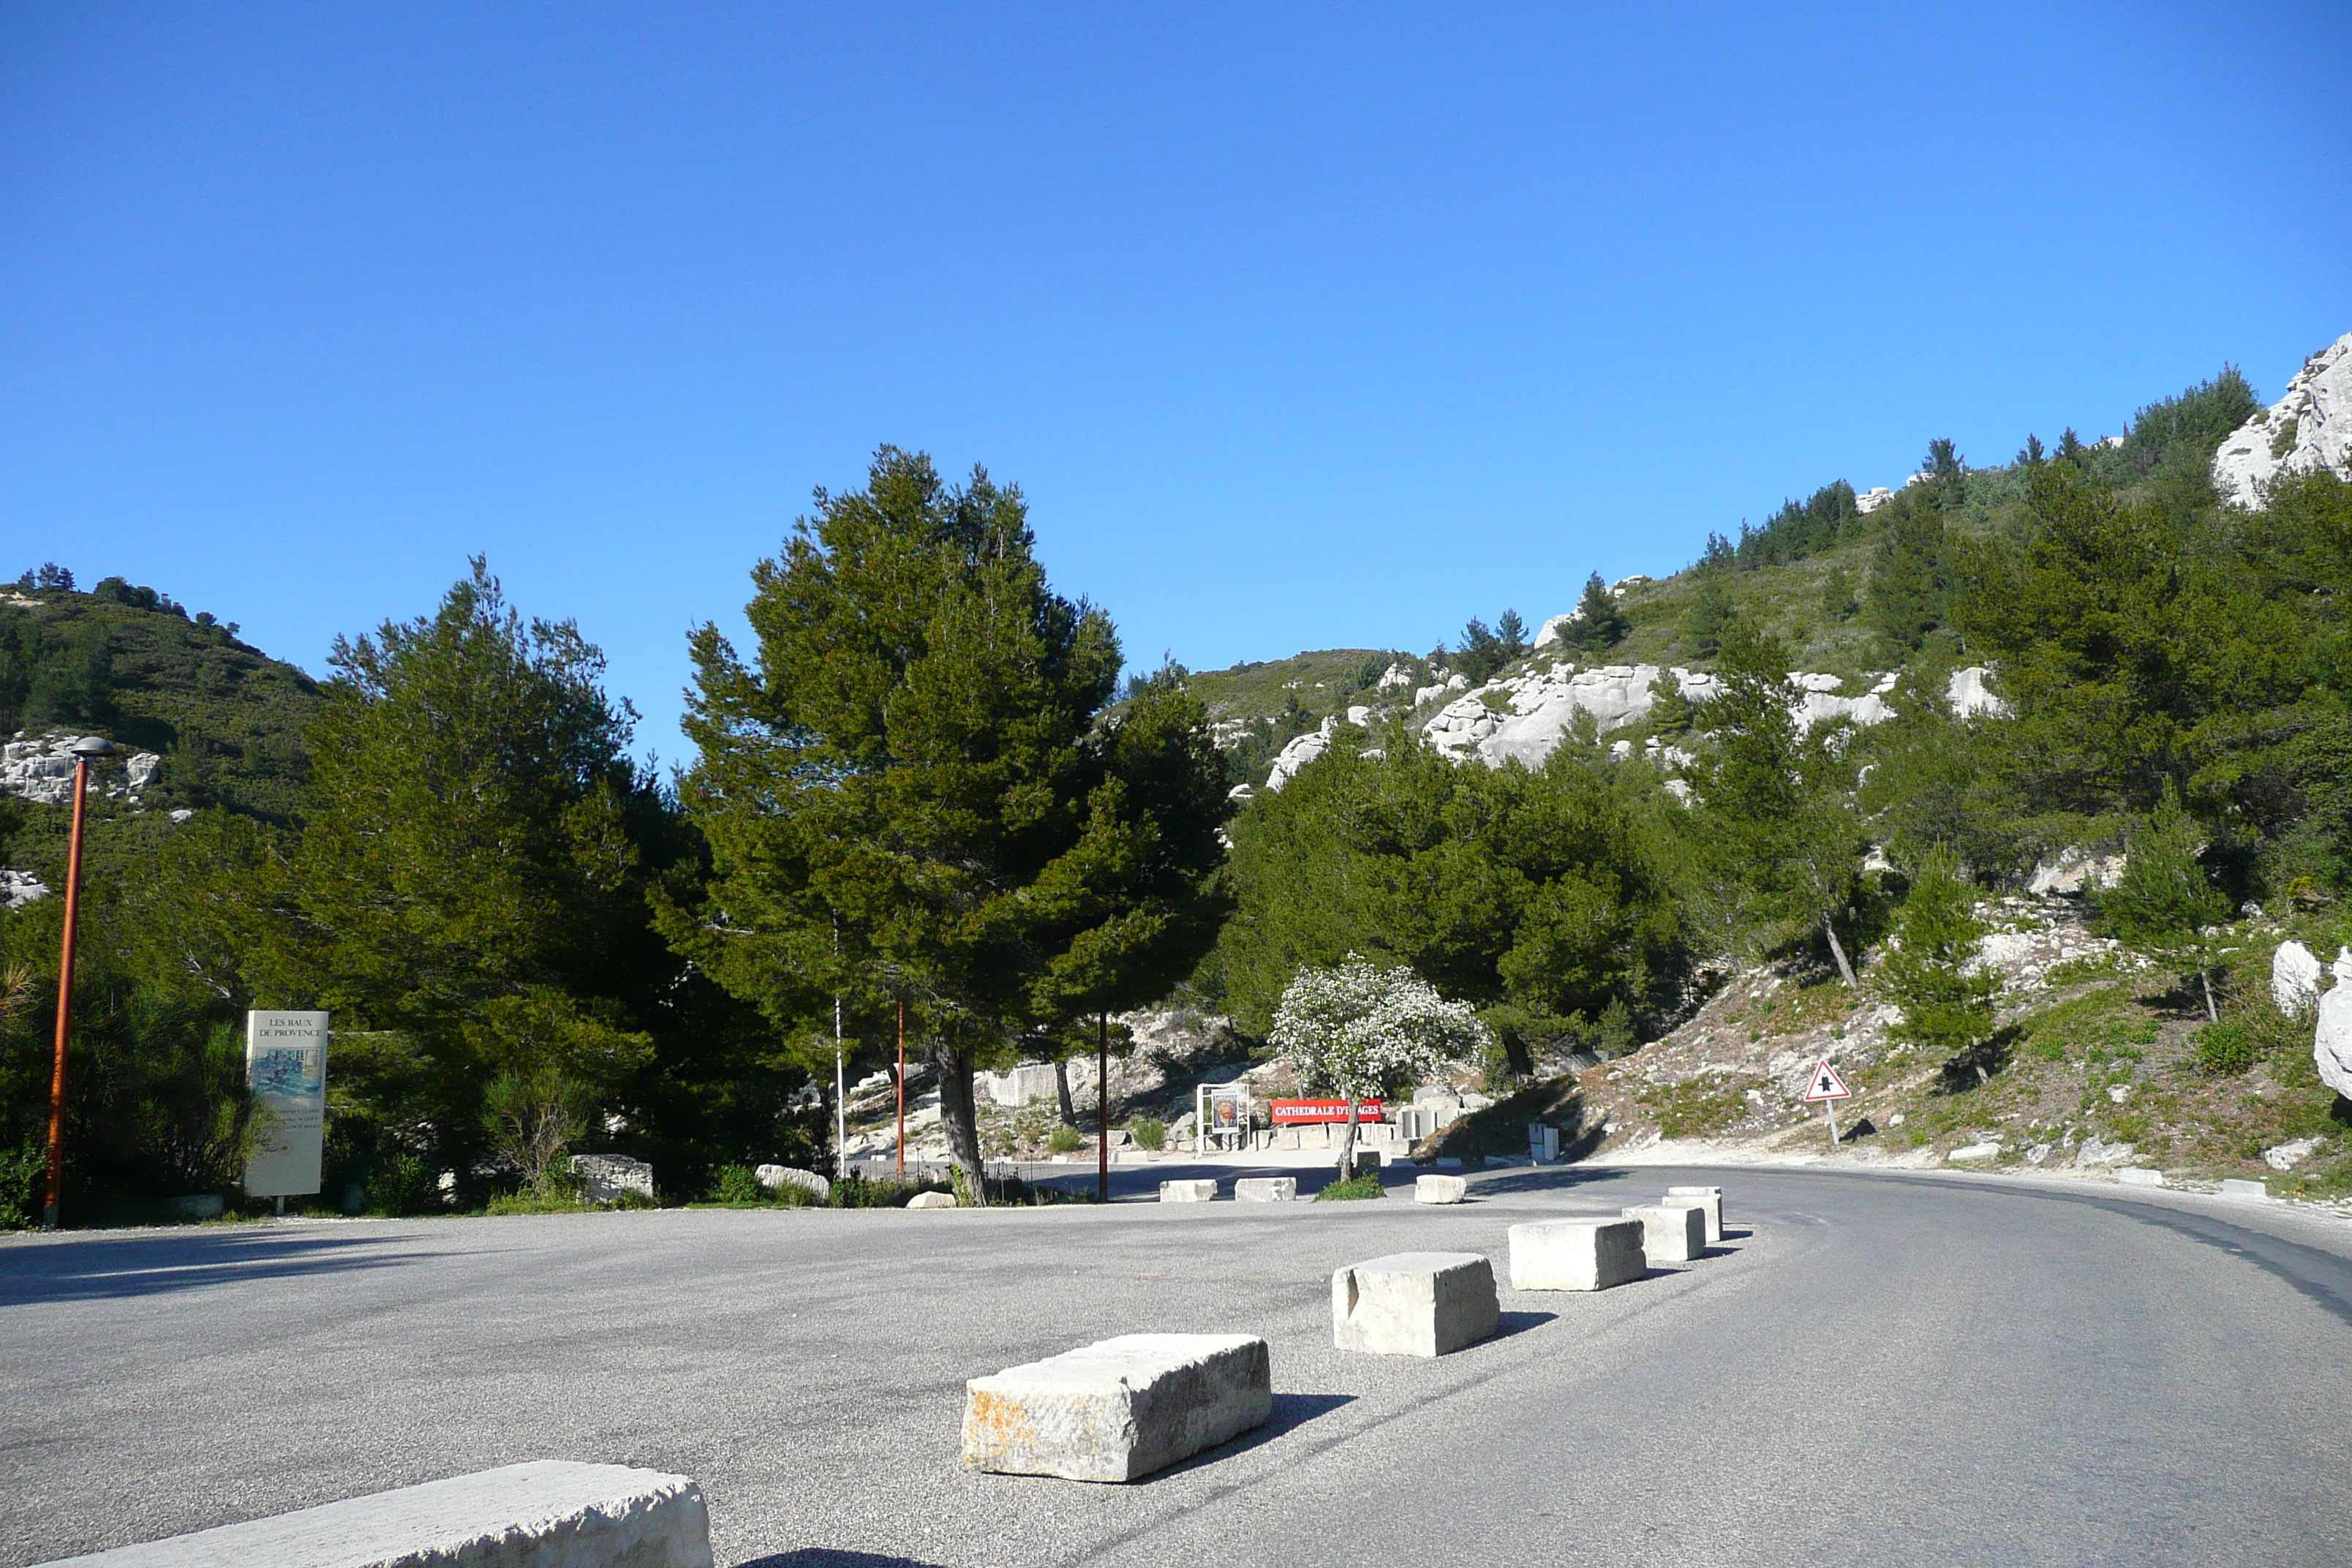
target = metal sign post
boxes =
[1803,1058,1853,1145]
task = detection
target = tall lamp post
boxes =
[42,735,114,1231]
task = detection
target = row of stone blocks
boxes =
[965,1185,1728,1482]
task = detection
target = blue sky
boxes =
[4,2,2347,758]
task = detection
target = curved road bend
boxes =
[2,1164,2348,1567]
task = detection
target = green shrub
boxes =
[1130,1118,1166,1152]
[2194,1022,2260,1077]
[1047,1123,1085,1154]
[1313,1173,1384,1202]
[710,1164,764,1205]
[368,1152,442,1217]
[0,1140,45,1230]
[829,1170,952,1208]
[485,1189,595,1215]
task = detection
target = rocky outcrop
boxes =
[1945,666,2009,719]
[2213,331,2352,508]
[2,731,165,807]
[1,870,48,910]
[2313,947,2352,1100]
[2273,941,2323,1017]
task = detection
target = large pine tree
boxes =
[671,448,1229,1202]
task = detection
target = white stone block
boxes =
[1233,1177,1295,1202]
[754,1164,830,1201]
[1332,1252,1499,1357]
[1664,1185,1723,1243]
[2219,1178,2269,1200]
[2117,1166,2166,1186]
[905,1191,957,1208]
[1948,1142,2000,1163]
[1159,1179,1218,1203]
[37,1460,712,1568]
[1507,1218,1646,1292]
[1621,1203,1706,1263]
[570,1154,653,1204]
[1414,1175,1467,1205]
[962,1334,1272,1482]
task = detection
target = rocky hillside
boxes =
[1,573,322,897]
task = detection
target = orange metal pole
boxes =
[1096,1012,1108,1204]
[42,757,91,1230]
[895,997,905,1179]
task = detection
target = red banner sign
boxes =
[1271,1098,1385,1125]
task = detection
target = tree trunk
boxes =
[932,1039,989,1208]
[2199,968,2218,1023]
[1337,1096,1361,1183]
[1054,1056,1076,1126]
[1823,915,1859,989]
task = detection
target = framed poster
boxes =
[245,1011,328,1197]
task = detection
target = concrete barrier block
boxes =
[2117,1166,2166,1186]
[1233,1177,1295,1202]
[1664,1186,1723,1243]
[38,1460,712,1568]
[1621,1203,1707,1263]
[1159,1179,1218,1202]
[1332,1251,1499,1357]
[1508,1218,1646,1292]
[2219,1177,2269,1200]
[962,1333,1272,1482]
[905,1191,957,1208]
[1414,1175,1468,1205]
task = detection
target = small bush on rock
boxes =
[1130,1117,1165,1151]
[1047,1123,1085,1154]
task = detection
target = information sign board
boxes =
[245,1010,328,1197]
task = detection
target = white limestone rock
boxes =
[1,869,48,910]
[754,1164,830,1201]
[2264,1137,2323,1172]
[1332,1251,1499,1357]
[1664,1185,1725,1243]
[905,1190,957,1208]
[1233,1177,1295,1202]
[1621,1203,1707,1263]
[2027,848,2127,897]
[1507,1218,1646,1291]
[2314,970,2352,1101]
[569,1153,653,1203]
[39,1460,714,1568]
[962,1333,1273,1482]
[2214,331,2352,508]
[1414,1174,1467,1205]
[1158,1179,1218,1202]
[2273,941,2324,1017]
[1946,666,2010,719]
[2071,1137,2136,1169]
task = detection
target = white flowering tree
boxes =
[1268,955,1494,1179]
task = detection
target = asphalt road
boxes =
[6,1162,2351,1567]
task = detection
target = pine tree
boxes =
[1880,846,1999,1082]
[672,448,1227,1202]
[1567,572,1627,652]
[2095,780,2231,1020]
[1683,621,1867,984]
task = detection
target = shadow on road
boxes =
[1153,1390,1358,1479]
[736,1553,951,1568]
[1492,1309,1557,1338]
[0,1229,440,1306]
[1461,1166,1631,1199]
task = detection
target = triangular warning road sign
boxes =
[1803,1058,1852,1101]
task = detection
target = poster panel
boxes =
[245,1010,328,1197]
